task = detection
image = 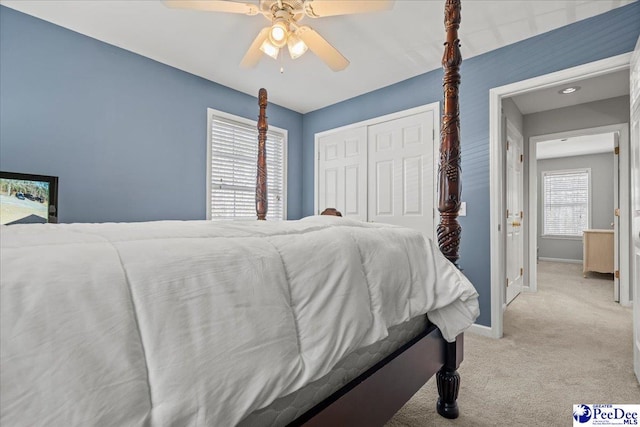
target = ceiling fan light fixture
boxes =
[269,20,289,48]
[287,34,308,59]
[259,39,280,60]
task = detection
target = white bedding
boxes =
[0,216,479,426]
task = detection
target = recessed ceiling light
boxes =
[559,86,581,95]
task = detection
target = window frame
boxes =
[206,108,288,221]
[541,167,592,239]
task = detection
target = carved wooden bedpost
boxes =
[436,0,462,420]
[437,0,462,267]
[256,88,268,220]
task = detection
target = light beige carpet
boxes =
[386,261,639,427]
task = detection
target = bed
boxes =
[0,1,474,426]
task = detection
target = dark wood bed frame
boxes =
[254,1,464,424]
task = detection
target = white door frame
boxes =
[529,125,629,299]
[314,102,440,235]
[489,53,632,338]
[627,35,639,383]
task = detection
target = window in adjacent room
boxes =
[207,108,287,220]
[542,168,591,237]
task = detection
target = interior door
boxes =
[367,111,436,239]
[506,120,524,305]
[613,132,620,302]
[317,127,367,221]
[630,35,640,383]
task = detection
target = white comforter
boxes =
[0,216,479,426]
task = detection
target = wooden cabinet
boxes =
[582,229,614,276]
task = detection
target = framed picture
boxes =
[0,171,59,225]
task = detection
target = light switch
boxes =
[458,202,467,216]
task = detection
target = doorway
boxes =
[530,128,622,302]
[488,53,632,339]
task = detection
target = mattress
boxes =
[239,315,428,427]
[1,216,479,426]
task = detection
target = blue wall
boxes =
[0,6,303,223]
[302,2,640,327]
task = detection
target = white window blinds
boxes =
[208,111,286,220]
[542,169,590,236]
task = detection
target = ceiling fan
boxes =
[164,0,394,71]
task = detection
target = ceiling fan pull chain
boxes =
[280,48,285,74]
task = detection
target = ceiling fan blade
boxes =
[164,1,259,15]
[240,27,270,68]
[295,26,349,71]
[304,0,394,18]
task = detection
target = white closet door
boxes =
[367,111,436,240]
[317,127,367,221]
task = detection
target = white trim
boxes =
[206,107,289,221]
[630,34,640,384]
[618,124,631,307]
[206,109,213,220]
[490,53,632,339]
[539,235,584,240]
[313,102,440,236]
[466,323,494,338]
[489,86,505,339]
[491,53,631,98]
[538,257,583,264]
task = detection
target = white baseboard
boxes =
[538,257,582,264]
[467,323,496,338]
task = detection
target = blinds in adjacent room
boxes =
[208,111,286,220]
[542,169,590,236]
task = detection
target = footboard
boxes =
[290,325,463,426]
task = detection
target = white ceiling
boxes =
[1,0,635,113]
[536,132,615,160]
[511,69,630,115]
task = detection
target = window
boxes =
[542,169,590,237]
[207,109,286,220]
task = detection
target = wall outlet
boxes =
[459,202,467,216]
